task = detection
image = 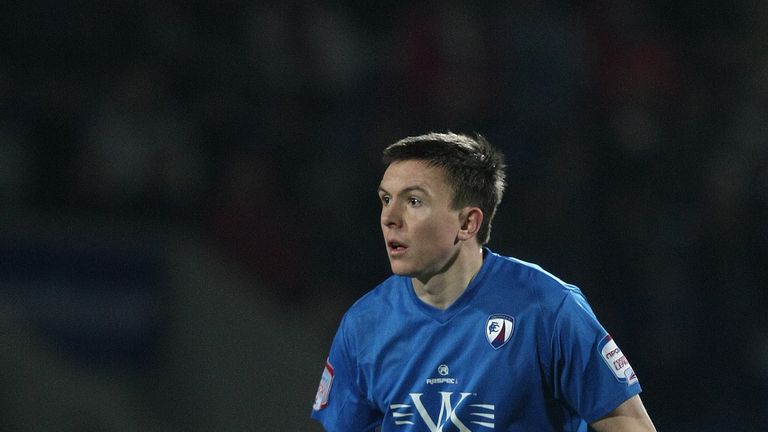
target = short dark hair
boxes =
[382,132,506,245]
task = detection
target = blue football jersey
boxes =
[311,249,641,431]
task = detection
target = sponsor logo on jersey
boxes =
[389,392,495,431]
[486,314,515,350]
[598,334,638,385]
[313,358,334,411]
[426,364,457,385]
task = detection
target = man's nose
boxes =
[381,203,402,228]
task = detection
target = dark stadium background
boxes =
[0,1,765,430]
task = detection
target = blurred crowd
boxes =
[1,1,767,430]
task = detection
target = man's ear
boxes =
[457,207,483,241]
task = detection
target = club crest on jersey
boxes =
[486,314,515,350]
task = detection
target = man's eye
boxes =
[381,195,391,205]
[408,197,422,206]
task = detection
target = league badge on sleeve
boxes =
[313,358,334,411]
[598,334,639,385]
[486,314,515,350]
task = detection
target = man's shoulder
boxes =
[344,274,406,317]
[485,249,584,305]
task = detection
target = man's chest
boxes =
[360,310,546,431]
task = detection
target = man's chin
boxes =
[389,262,415,277]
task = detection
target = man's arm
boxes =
[589,395,656,432]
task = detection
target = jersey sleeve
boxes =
[310,312,381,431]
[550,288,642,423]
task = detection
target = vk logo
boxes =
[389,392,495,431]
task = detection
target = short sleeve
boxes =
[550,289,642,423]
[310,313,381,431]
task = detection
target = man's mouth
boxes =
[388,240,408,254]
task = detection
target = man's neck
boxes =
[412,246,484,310]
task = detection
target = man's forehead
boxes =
[379,160,448,191]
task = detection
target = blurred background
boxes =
[0,0,766,430]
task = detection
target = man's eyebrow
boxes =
[377,185,430,195]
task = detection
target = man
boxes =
[311,132,656,431]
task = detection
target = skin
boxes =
[590,395,657,432]
[378,159,656,431]
[378,159,483,309]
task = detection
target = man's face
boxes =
[378,160,463,280]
